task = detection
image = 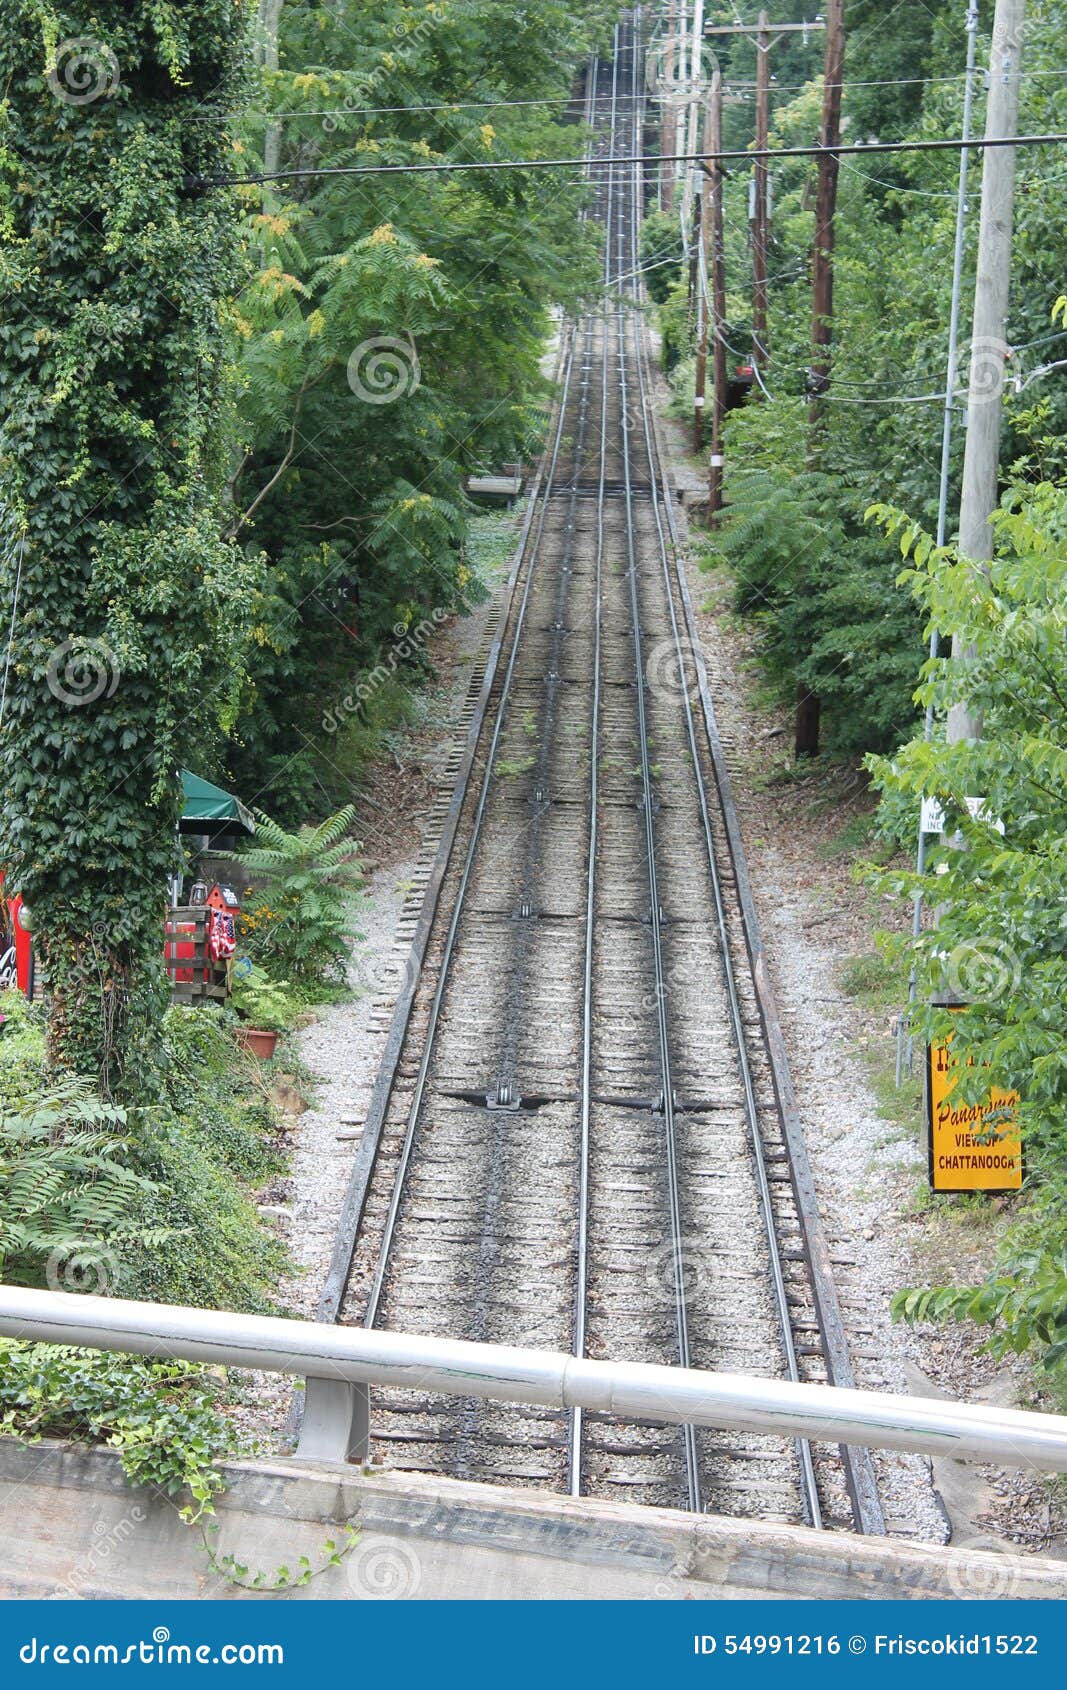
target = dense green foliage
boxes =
[0,992,289,1311]
[866,484,1067,1372]
[0,1343,240,1521]
[236,803,361,989]
[639,209,686,305]
[0,0,608,1087]
[648,5,1067,1373]
[0,1075,165,1289]
[123,1006,289,1310]
[663,0,1067,754]
[220,0,610,815]
[0,2,259,1080]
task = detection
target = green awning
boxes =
[179,771,256,836]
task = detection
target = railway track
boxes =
[319,11,885,1535]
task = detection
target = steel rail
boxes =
[315,54,613,1336]
[623,14,884,1536]
[480,57,620,1111]
[620,23,820,1530]
[566,52,612,1500]
[481,322,598,1109]
[358,325,590,1335]
[643,334,886,1535]
[620,7,821,1530]
[313,325,578,1329]
[612,15,702,1516]
[354,59,610,1335]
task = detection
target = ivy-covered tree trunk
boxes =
[0,3,257,1089]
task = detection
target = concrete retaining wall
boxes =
[1,1441,1064,1601]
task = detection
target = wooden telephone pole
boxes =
[695,76,745,453]
[807,0,845,436]
[700,12,826,503]
[796,0,845,760]
[705,14,825,377]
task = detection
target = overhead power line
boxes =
[198,131,1067,189]
[191,66,1067,122]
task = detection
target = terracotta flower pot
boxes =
[235,1026,279,1060]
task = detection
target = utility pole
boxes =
[807,0,845,436]
[947,0,1026,746]
[682,0,706,245]
[693,92,712,450]
[660,0,678,211]
[705,15,825,375]
[698,14,826,513]
[752,10,771,372]
[796,0,845,759]
[256,0,285,179]
[897,0,981,1086]
[707,69,727,520]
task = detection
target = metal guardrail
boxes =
[3,1286,1067,1480]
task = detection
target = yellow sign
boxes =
[928,1019,1022,1193]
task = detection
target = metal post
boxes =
[897,0,981,1084]
[947,0,1026,746]
[752,9,771,373]
[797,0,845,759]
[693,94,711,449]
[682,0,705,239]
[707,69,727,520]
[660,0,678,210]
[295,1376,371,1465]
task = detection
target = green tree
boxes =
[866,482,1067,1372]
[220,0,607,814]
[0,2,259,1084]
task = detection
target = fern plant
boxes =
[235,805,362,991]
[0,1079,167,1290]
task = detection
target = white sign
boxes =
[920,796,1004,835]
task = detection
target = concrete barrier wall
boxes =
[2,1441,1064,1601]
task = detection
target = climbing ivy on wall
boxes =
[0,2,260,1085]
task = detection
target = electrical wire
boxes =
[200,131,1067,189]
[226,66,1067,122]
